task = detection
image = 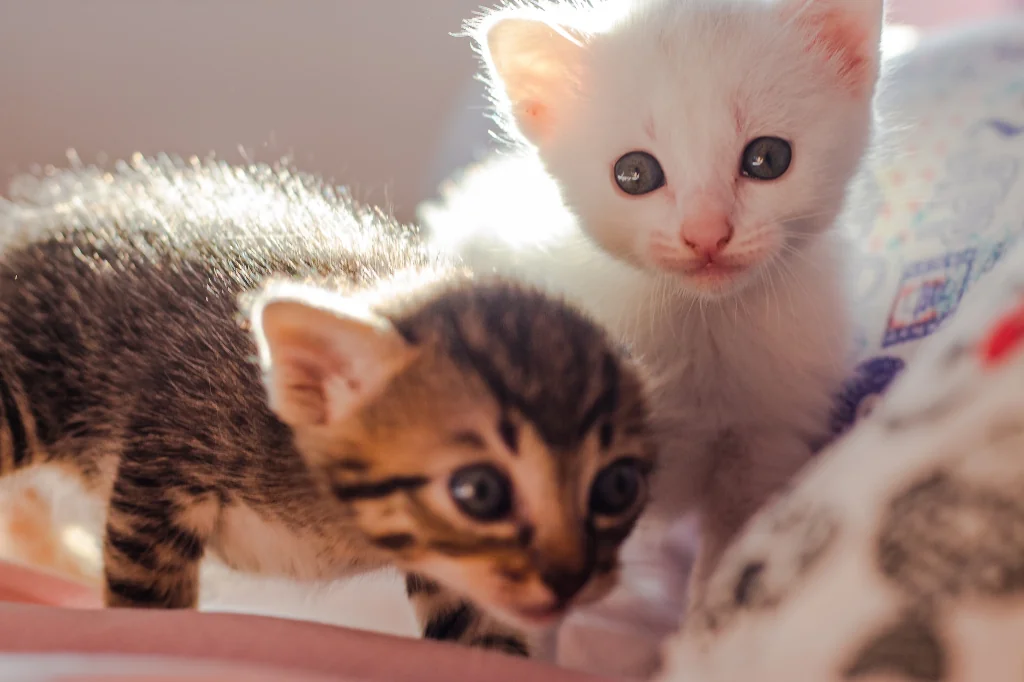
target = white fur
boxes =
[425,0,884,579]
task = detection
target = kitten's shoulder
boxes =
[0,155,431,282]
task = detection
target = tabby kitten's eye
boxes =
[589,459,647,516]
[449,464,512,521]
[614,151,666,195]
[740,137,792,180]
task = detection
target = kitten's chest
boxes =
[644,332,778,415]
[210,502,371,582]
[630,302,846,430]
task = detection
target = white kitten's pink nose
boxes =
[680,212,733,259]
[684,209,733,258]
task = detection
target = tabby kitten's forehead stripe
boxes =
[0,155,655,660]
[393,283,637,453]
[579,354,621,448]
[331,475,429,502]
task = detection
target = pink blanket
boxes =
[0,560,617,682]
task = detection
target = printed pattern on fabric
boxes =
[833,20,1024,435]
[657,225,1024,681]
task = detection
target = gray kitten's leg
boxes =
[102,453,218,608]
[404,573,530,657]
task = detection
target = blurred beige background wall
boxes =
[1,0,1018,223]
[0,0,486,222]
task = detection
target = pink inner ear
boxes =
[800,9,875,95]
[512,71,572,142]
[270,341,352,425]
[521,99,552,135]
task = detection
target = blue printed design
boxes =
[980,119,1024,138]
[831,356,907,434]
[882,250,975,348]
[975,237,1017,282]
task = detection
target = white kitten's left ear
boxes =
[477,11,589,144]
[782,0,885,95]
[250,285,417,428]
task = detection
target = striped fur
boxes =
[0,156,656,657]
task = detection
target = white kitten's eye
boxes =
[613,151,666,196]
[740,137,792,181]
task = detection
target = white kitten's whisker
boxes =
[778,242,810,259]
[776,269,793,324]
[779,208,836,222]
[773,252,833,343]
[771,255,805,319]
[774,261,798,319]
[650,250,689,263]
[683,285,699,316]
[649,234,679,247]
[778,242,821,270]
[725,243,774,260]
[764,267,783,328]
[753,208,838,233]
[781,222,834,239]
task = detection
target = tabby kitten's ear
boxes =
[250,284,417,427]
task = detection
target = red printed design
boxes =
[981,299,1024,366]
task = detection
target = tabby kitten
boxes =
[0,157,655,657]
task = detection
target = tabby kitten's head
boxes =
[250,276,655,628]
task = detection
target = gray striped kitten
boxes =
[0,157,655,657]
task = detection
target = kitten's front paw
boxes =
[407,574,533,658]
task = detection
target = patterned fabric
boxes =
[833,18,1024,435]
[657,235,1024,682]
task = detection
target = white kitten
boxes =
[424,0,884,591]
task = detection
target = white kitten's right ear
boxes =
[250,285,417,428]
[478,11,588,144]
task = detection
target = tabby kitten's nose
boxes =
[541,568,590,603]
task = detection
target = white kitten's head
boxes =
[474,0,884,298]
